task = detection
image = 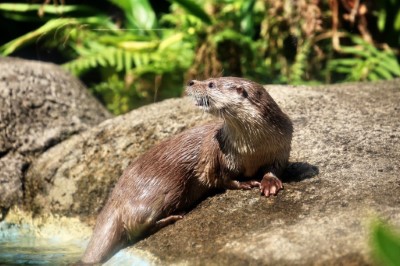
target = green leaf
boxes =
[159,33,184,50]
[97,54,107,67]
[116,49,124,71]
[124,51,132,72]
[0,18,79,55]
[141,53,150,66]
[133,53,142,68]
[331,65,354,74]
[0,3,99,15]
[376,52,400,76]
[394,10,400,31]
[379,61,400,77]
[0,3,101,22]
[373,64,394,79]
[168,0,212,25]
[118,40,158,51]
[108,0,156,30]
[330,58,358,66]
[376,9,386,32]
[340,46,370,58]
[240,0,256,37]
[0,15,115,56]
[212,29,252,46]
[372,222,400,266]
[368,72,380,81]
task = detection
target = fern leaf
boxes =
[124,50,133,72]
[0,18,78,55]
[116,49,124,71]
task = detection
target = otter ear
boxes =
[236,86,248,98]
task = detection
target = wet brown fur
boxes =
[81,77,293,264]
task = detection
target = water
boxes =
[0,221,155,266]
[0,222,85,265]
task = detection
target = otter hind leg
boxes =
[120,202,157,243]
[125,206,184,240]
[148,214,184,234]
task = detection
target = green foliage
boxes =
[168,0,212,25]
[0,3,98,21]
[374,0,400,46]
[171,0,271,79]
[371,221,400,266]
[240,0,257,37]
[0,16,115,55]
[0,1,194,114]
[329,36,400,82]
[288,40,313,84]
[109,0,156,30]
[0,0,399,114]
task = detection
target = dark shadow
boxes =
[0,207,9,222]
[282,162,319,182]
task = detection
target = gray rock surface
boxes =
[26,98,214,217]
[130,80,400,265]
[23,78,400,264]
[0,57,112,212]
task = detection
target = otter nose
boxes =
[187,80,195,86]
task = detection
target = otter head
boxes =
[185,77,270,124]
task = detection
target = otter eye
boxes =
[188,80,195,86]
[236,86,248,98]
[208,82,215,89]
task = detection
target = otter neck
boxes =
[219,115,270,154]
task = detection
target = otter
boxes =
[81,77,293,264]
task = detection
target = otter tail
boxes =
[81,209,125,264]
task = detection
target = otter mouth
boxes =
[195,97,209,107]
[189,94,211,111]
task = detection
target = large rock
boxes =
[131,80,400,265]
[0,57,112,213]
[25,98,214,217]
[25,78,400,264]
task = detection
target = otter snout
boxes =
[185,79,197,95]
[186,78,245,115]
[186,79,216,92]
[185,80,210,109]
[185,80,202,94]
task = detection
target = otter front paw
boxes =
[260,174,283,197]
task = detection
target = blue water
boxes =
[0,221,154,266]
[0,222,84,265]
